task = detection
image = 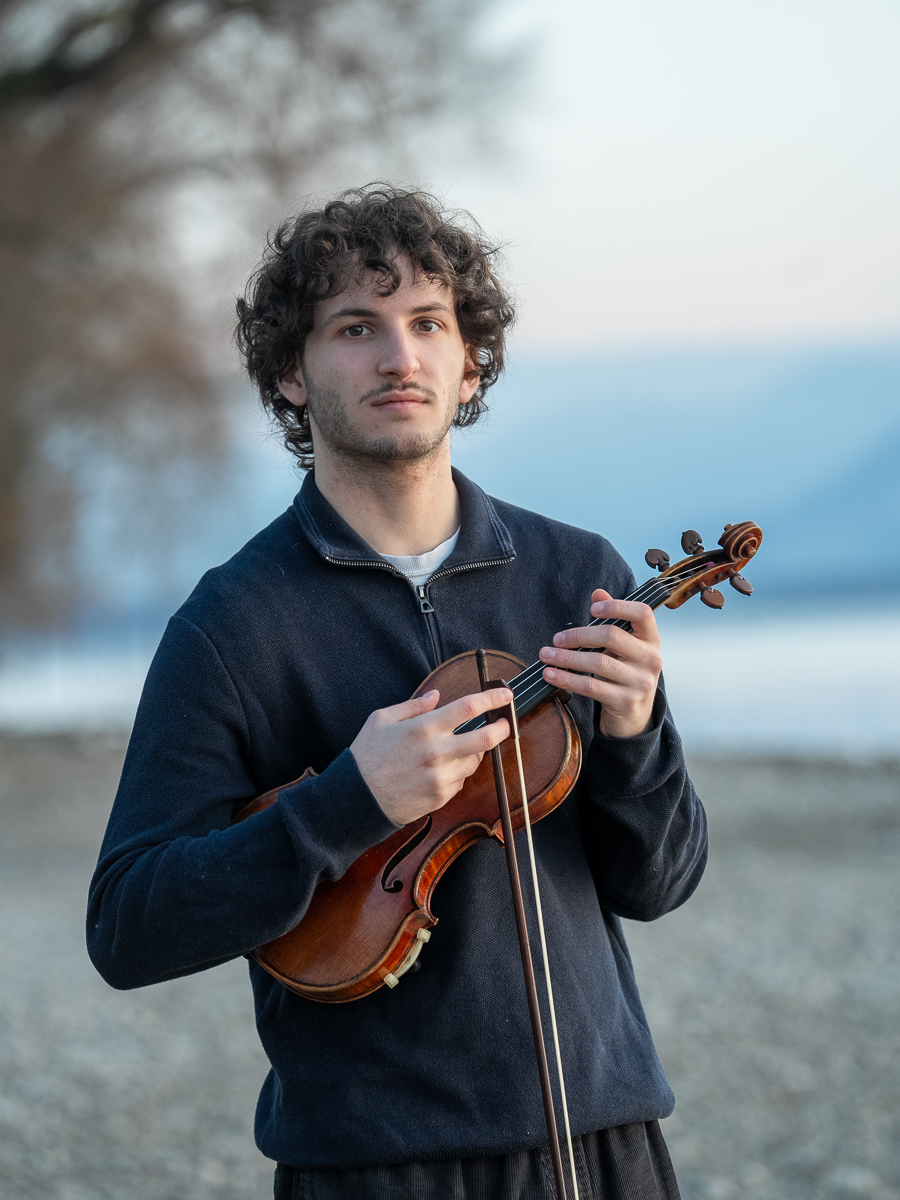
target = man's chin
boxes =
[338,431,448,464]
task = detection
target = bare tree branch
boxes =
[0,0,170,107]
[0,0,526,627]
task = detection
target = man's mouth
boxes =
[371,390,428,410]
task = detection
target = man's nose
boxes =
[378,327,420,380]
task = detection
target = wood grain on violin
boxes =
[233,520,762,1004]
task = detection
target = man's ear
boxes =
[277,362,307,408]
[459,348,482,406]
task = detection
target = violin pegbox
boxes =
[656,520,763,611]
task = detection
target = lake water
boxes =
[659,608,900,755]
[2,607,897,756]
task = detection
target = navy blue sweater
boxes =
[87,469,707,1169]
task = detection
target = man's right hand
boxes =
[349,688,513,826]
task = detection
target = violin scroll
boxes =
[717,520,761,564]
[655,520,763,610]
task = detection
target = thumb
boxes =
[386,689,441,724]
[591,588,613,604]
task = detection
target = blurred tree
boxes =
[0,0,519,627]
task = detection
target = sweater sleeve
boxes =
[577,679,708,922]
[86,616,400,990]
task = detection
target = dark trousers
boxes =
[274,1121,681,1200]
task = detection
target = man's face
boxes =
[278,258,480,465]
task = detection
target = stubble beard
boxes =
[303,376,461,465]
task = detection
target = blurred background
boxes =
[0,1,898,1198]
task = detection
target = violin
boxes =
[233,520,762,1003]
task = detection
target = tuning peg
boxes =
[681,530,704,554]
[730,574,753,596]
[644,548,670,572]
[700,587,725,609]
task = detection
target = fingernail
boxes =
[542,647,557,660]
[553,632,564,646]
[544,667,558,680]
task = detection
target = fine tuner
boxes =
[645,524,756,610]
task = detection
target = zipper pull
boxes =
[416,586,435,614]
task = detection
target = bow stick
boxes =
[477,650,579,1200]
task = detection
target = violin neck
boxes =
[512,573,674,718]
[454,572,672,734]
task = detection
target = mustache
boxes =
[359,382,437,404]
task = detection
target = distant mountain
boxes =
[756,421,900,594]
[453,341,900,601]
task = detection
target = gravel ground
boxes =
[0,734,897,1200]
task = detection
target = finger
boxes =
[549,623,660,665]
[457,753,487,782]
[553,610,658,650]
[434,686,514,731]
[440,751,491,804]
[590,596,659,642]
[451,716,510,758]
[383,689,442,724]
[541,665,626,704]
[540,645,630,680]
[544,655,660,707]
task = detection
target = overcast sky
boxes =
[417,0,900,349]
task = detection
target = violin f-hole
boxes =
[380,815,433,893]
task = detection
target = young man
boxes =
[88,185,707,1199]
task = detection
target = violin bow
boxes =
[477,650,579,1200]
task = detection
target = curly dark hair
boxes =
[234,184,515,468]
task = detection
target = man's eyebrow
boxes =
[321,307,379,327]
[408,303,452,315]
[321,302,453,327]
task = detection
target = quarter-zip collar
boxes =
[291,467,516,572]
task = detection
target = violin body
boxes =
[234,649,581,1003]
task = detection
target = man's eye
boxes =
[416,319,440,332]
[344,325,369,337]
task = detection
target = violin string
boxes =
[504,561,721,707]
[457,559,729,733]
[510,716,580,1200]
[501,608,666,710]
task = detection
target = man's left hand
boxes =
[539,589,662,739]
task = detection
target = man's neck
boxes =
[311,440,460,557]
